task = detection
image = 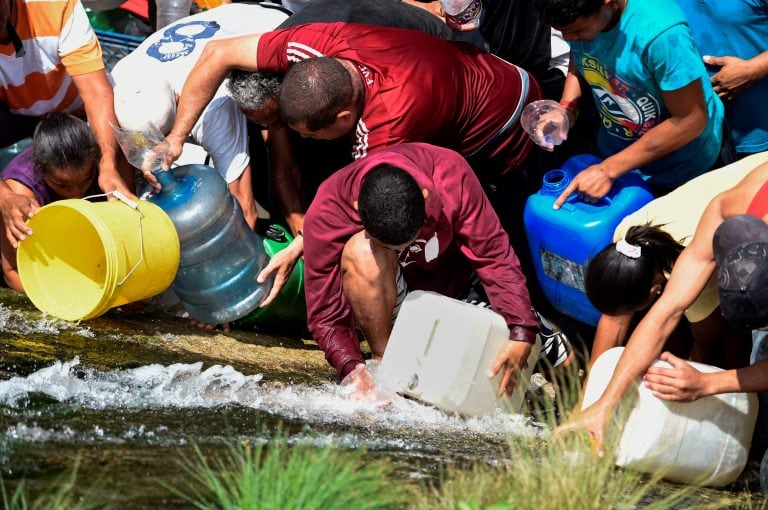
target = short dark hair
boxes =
[358,165,425,246]
[279,57,353,131]
[32,113,100,176]
[535,0,604,27]
[585,224,683,315]
[228,70,282,112]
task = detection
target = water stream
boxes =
[0,291,544,507]
[0,290,763,508]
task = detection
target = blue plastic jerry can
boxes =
[523,155,654,325]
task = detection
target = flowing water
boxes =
[0,289,764,508]
[0,289,544,508]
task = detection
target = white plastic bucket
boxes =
[583,347,758,486]
[379,290,540,416]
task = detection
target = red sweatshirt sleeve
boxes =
[302,180,366,380]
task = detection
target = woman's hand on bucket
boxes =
[0,187,38,248]
[257,234,303,308]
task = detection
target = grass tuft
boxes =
[173,435,409,510]
[1,460,100,510]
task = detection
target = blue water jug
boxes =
[523,155,654,325]
[0,138,33,172]
[145,164,273,324]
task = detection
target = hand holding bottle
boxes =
[521,100,570,152]
[438,0,482,31]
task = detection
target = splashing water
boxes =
[0,358,541,443]
[0,304,94,337]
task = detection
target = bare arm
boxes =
[267,123,305,236]
[554,80,708,208]
[165,35,263,166]
[0,180,37,292]
[589,313,634,368]
[401,0,443,19]
[228,163,258,230]
[72,70,135,198]
[560,57,583,126]
[255,124,306,308]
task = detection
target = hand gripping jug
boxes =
[583,347,758,486]
[145,164,274,324]
[523,155,653,325]
[234,224,307,331]
[379,291,540,416]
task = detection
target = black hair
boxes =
[585,224,684,315]
[358,165,425,246]
[32,112,100,176]
[535,0,604,27]
[278,57,353,131]
[228,70,282,112]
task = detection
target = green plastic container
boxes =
[234,224,307,331]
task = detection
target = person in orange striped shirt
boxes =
[0,0,134,248]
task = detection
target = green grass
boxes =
[408,362,753,510]
[1,461,100,510]
[172,437,410,510]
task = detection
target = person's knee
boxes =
[341,232,398,293]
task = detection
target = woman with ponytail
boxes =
[582,154,768,370]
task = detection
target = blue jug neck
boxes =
[154,169,181,192]
[541,169,570,196]
[149,168,198,209]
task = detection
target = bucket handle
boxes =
[81,190,146,286]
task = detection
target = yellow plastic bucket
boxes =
[17,197,180,321]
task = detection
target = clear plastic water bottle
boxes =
[145,164,274,324]
[439,0,482,30]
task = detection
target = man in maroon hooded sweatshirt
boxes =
[302,142,539,398]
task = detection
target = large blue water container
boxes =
[523,155,654,325]
[145,164,274,324]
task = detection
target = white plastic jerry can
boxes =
[583,347,758,487]
[379,290,540,416]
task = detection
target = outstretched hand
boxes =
[553,402,614,458]
[340,363,380,402]
[488,340,532,397]
[139,141,173,192]
[553,164,615,210]
[643,351,708,402]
